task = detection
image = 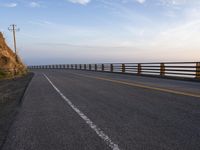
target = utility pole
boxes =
[8,24,20,61]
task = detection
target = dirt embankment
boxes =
[0,32,26,79]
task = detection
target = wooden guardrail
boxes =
[28,62,200,80]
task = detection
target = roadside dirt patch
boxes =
[0,73,34,148]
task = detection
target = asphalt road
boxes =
[2,69,200,150]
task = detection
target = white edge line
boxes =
[43,74,120,150]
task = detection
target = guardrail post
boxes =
[102,64,104,72]
[79,64,81,70]
[71,64,73,69]
[95,64,97,71]
[110,64,113,72]
[84,64,86,70]
[137,64,141,75]
[160,63,165,76]
[196,62,200,79]
[75,64,77,70]
[89,64,92,71]
[122,64,125,73]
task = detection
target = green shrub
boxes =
[0,70,6,79]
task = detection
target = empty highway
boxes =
[2,69,200,150]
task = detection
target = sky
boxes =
[0,0,200,65]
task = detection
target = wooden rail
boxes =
[28,62,200,80]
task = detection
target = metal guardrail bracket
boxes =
[160,63,165,76]
[196,62,200,79]
[122,64,125,73]
[110,64,113,72]
[95,64,97,71]
[137,64,141,75]
[102,64,104,72]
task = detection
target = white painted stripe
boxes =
[43,74,120,150]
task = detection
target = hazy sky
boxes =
[0,0,200,65]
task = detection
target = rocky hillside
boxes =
[0,32,26,78]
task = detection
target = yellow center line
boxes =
[71,72,200,98]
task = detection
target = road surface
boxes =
[2,69,200,150]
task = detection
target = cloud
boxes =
[29,2,41,8]
[158,0,199,7]
[0,3,17,8]
[67,0,91,5]
[135,0,146,4]
[28,20,53,26]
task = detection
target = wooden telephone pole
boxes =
[8,24,20,61]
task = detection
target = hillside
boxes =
[0,32,26,78]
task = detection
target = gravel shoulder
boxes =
[0,73,34,148]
